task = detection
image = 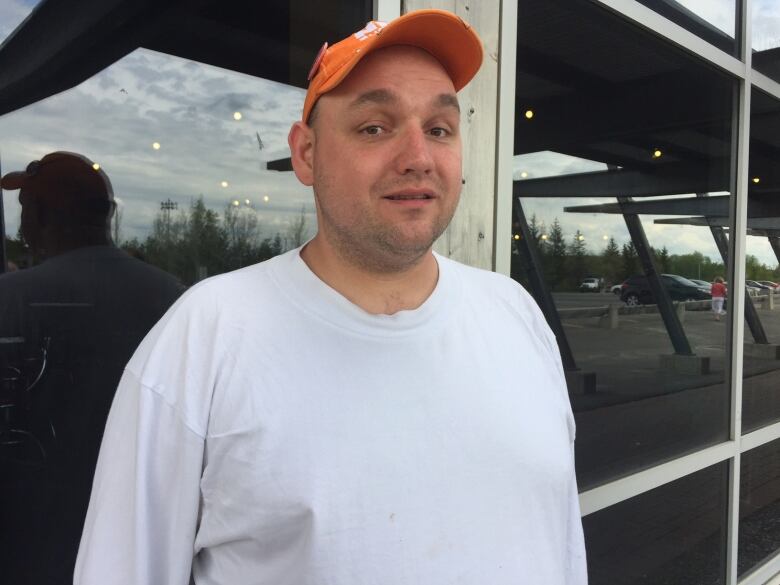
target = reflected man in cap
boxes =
[0,152,183,584]
[77,10,586,585]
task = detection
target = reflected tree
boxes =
[569,230,587,287]
[602,237,621,285]
[621,241,639,278]
[286,205,309,249]
[547,218,567,290]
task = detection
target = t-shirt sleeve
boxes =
[566,441,589,584]
[74,369,205,584]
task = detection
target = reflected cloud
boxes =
[0,48,314,244]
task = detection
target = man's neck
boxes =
[300,236,439,315]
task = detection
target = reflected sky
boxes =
[0,0,39,44]
[753,0,780,51]
[0,47,316,245]
[1,0,778,269]
[512,152,777,267]
[677,0,735,37]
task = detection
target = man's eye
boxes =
[430,127,449,138]
[362,125,384,136]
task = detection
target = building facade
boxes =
[0,0,778,583]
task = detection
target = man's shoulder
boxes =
[438,254,554,342]
[438,254,532,304]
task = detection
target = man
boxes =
[0,152,183,584]
[76,10,587,584]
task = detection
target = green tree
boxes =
[568,230,587,289]
[656,245,671,273]
[547,218,567,290]
[286,205,309,249]
[621,242,639,279]
[602,237,621,285]
[186,196,227,282]
[223,202,260,270]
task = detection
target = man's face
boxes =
[302,45,462,272]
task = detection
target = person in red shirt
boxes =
[711,276,727,321]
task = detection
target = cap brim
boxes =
[318,10,483,101]
[0,171,27,190]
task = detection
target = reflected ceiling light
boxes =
[524,109,534,120]
[92,163,100,171]
[752,177,760,184]
[520,171,529,179]
[221,181,229,188]
[513,234,520,240]
[233,112,243,120]
[652,148,662,159]
[245,199,251,205]
[152,142,161,150]
[232,200,240,206]
[578,235,585,241]
[263,195,270,202]
[602,235,609,240]
[541,234,548,240]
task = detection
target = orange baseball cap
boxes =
[302,9,484,123]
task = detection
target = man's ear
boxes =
[288,121,315,186]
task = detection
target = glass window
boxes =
[1,49,316,283]
[752,0,780,82]
[0,0,41,44]
[0,4,370,583]
[742,88,780,433]
[634,0,736,56]
[513,0,735,489]
[738,439,780,577]
[583,462,728,584]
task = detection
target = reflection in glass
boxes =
[635,0,735,55]
[513,0,733,489]
[0,151,184,582]
[753,0,780,82]
[0,48,316,285]
[583,462,728,584]
[738,439,780,577]
[742,89,780,432]
[0,0,42,44]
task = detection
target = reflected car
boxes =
[746,280,771,290]
[579,277,600,292]
[690,278,712,291]
[620,274,712,306]
[757,280,779,289]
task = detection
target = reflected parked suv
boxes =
[579,277,600,292]
[620,274,712,306]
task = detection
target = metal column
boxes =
[514,198,578,371]
[697,193,768,344]
[617,195,694,355]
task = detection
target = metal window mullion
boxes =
[493,0,518,276]
[579,441,737,517]
[741,420,780,452]
[373,0,400,21]
[738,552,780,585]
[752,70,780,102]
[726,0,752,581]
[591,0,745,79]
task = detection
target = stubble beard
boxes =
[313,177,458,275]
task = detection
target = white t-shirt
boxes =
[75,249,587,584]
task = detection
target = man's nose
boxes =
[396,127,434,175]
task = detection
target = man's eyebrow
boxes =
[348,90,461,113]
[436,93,460,113]
[350,89,398,109]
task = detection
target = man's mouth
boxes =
[384,192,434,201]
